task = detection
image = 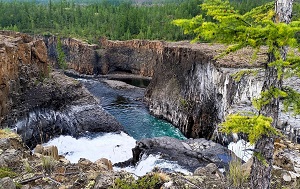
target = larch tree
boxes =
[173,0,300,188]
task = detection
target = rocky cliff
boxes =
[41,36,100,74]
[41,36,161,77]
[98,37,163,76]
[144,42,267,140]
[42,36,300,142]
[0,31,48,125]
[0,31,123,148]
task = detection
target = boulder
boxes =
[0,177,16,189]
[94,158,113,171]
[194,163,222,177]
[131,136,235,172]
[8,72,123,148]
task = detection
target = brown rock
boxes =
[94,158,113,171]
[78,158,93,166]
[43,146,59,160]
[0,31,48,125]
[194,163,220,176]
[0,177,16,189]
[34,144,44,154]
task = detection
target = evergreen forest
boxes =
[0,0,298,43]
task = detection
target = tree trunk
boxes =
[250,1,293,189]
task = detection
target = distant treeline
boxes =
[1,0,297,43]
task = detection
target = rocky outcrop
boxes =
[0,31,123,148]
[8,72,123,148]
[98,37,163,76]
[145,42,267,140]
[40,37,162,77]
[41,36,99,74]
[144,41,300,143]
[0,30,48,126]
[131,136,235,172]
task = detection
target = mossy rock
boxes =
[0,167,17,179]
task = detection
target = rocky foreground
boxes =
[1,129,300,189]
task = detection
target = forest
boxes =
[0,0,298,43]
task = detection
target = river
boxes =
[45,77,189,176]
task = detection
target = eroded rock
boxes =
[0,177,16,189]
[132,136,234,172]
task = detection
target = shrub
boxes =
[41,156,55,174]
[0,167,17,179]
[227,158,249,188]
[110,173,163,189]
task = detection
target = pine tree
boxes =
[173,0,300,188]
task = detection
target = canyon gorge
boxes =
[1,31,300,188]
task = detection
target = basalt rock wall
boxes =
[145,42,268,140]
[41,36,100,74]
[1,31,123,148]
[40,37,162,77]
[0,30,48,125]
[98,38,164,76]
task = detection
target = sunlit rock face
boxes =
[144,42,267,140]
[0,32,122,148]
[0,31,48,126]
[40,37,162,77]
[144,41,300,142]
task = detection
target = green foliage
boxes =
[173,0,300,59]
[24,160,33,173]
[41,156,55,174]
[253,152,268,166]
[56,37,67,70]
[0,0,279,42]
[220,113,279,144]
[174,0,300,148]
[282,86,300,115]
[0,167,17,179]
[110,173,163,189]
[252,87,287,111]
[231,69,258,82]
[228,158,249,188]
[0,0,202,42]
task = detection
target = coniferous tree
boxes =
[173,0,299,188]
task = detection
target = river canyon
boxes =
[1,31,300,188]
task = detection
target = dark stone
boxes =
[130,136,235,172]
[4,72,123,148]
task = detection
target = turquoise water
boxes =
[81,79,186,140]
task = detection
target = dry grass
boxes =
[0,128,19,139]
[228,158,250,189]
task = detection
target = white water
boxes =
[228,139,253,162]
[44,132,136,163]
[44,132,191,176]
[116,154,192,176]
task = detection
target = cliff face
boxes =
[145,42,268,140]
[0,31,123,148]
[42,36,100,74]
[0,31,48,125]
[41,37,161,77]
[98,38,163,76]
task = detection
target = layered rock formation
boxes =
[41,36,161,77]
[11,72,123,148]
[0,31,48,126]
[0,31,123,148]
[42,36,300,142]
[98,37,163,76]
[41,36,100,74]
[131,136,234,172]
[144,42,300,143]
[145,42,267,140]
